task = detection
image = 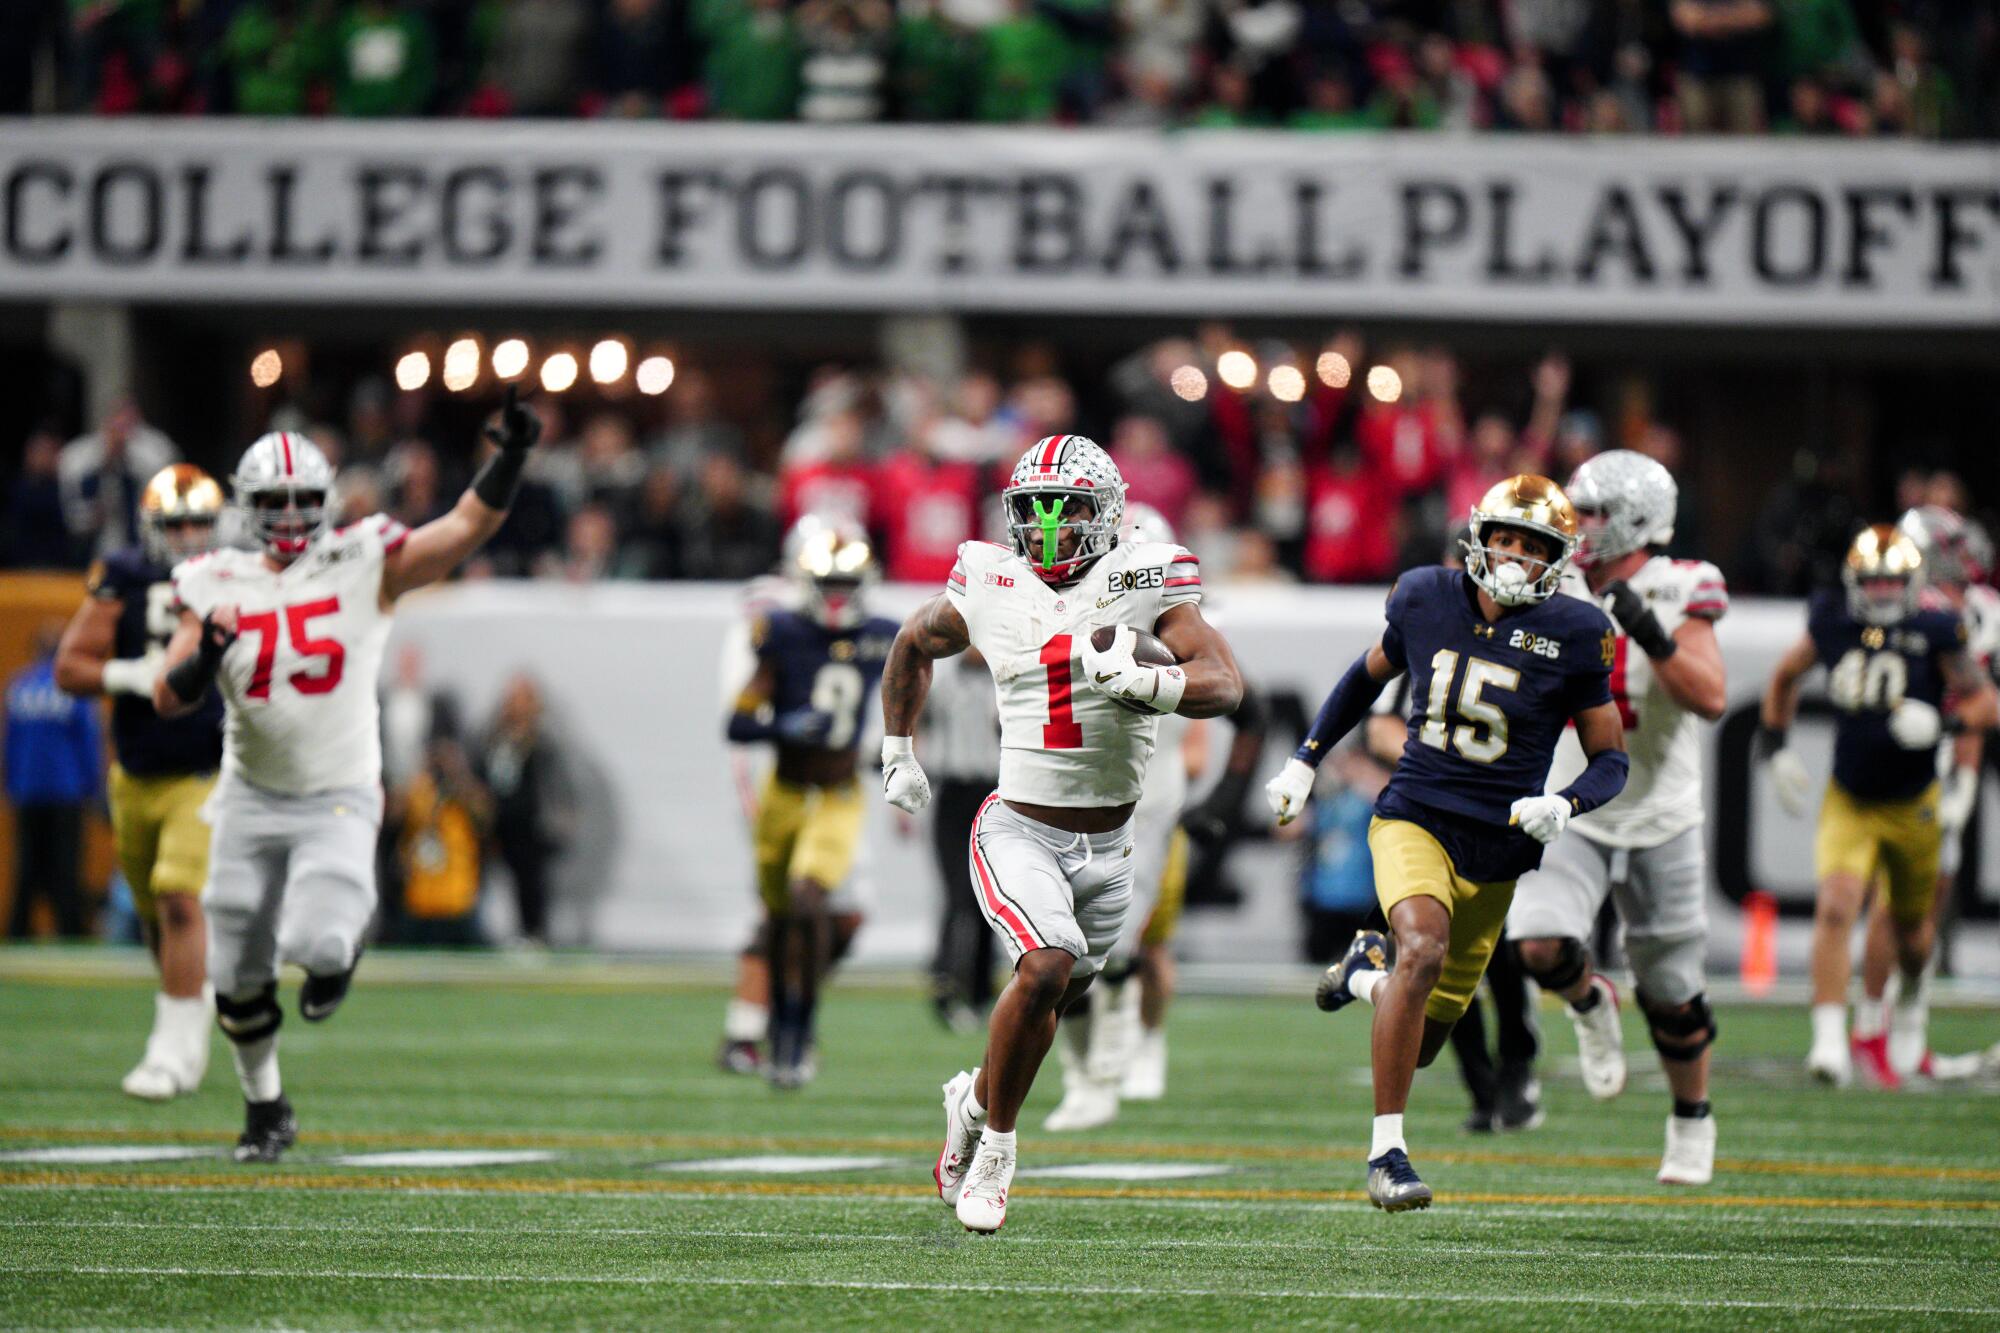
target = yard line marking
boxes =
[2,1264,1994,1316]
[0,1218,1980,1267]
[328,1151,558,1169]
[0,1169,1995,1213]
[2,1125,1994,1183]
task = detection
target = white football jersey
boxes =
[1547,555,1728,848]
[172,515,407,795]
[946,539,1201,808]
[1964,584,2000,675]
[1136,711,1191,819]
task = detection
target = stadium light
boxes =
[636,356,676,396]
[1169,365,1208,402]
[1268,365,1306,403]
[395,351,431,392]
[1367,365,1403,403]
[492,338,531,381]
[442,338,481,393]
[589,338,630,385]
[540,352,579,393]
[1216,350,1257,391]
[249,349,282,388]
[1316,351,1351,389]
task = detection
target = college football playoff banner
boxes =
[3,121,1997,324]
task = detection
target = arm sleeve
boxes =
[1683,561,1729,621]
[1563,620,1616,714]
[945,543,971,608]
[1294,653,1389,767]
[1379,577,1411,672]
[1160,546,1202,609]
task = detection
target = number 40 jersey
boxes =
[1807,589,1963,802]
[171,515,407,795]
[946,538,1201,809]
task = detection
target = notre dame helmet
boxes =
[139,464,226,566]
[1463,474,1580,607]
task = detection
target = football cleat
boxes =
[1495,1064,1545,1132]
[1657,1113,1716,1186]
[1850,1033,1901,1090]
[232,1095,297,1164]
[1043,1079,1119,1132]
[716,1038,762,1076]
[299,952,362,1022]
[1316,931,1388,1013]
[1462,1105,1495,1134]
[120,1058,184,1102]
[934,1069,985,1207]
[956,1145,1014,1234]
[1122,1029,1167,1101]
[1366,1148,1433,1212]
[1806,1035,1852,1087]
[1569,976,1627,1100]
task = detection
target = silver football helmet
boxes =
[1004,434,1127,584]
[1897,505,1993,591]
[1120,501,1176,547]
[232,430,336,561]
[784,513,876,630]
[1565,450,1676,570]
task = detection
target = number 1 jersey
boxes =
[172,515,407,795]
[946,539,1200,808]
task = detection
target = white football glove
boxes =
[881,736,931,814]
[1263,757,1315,826]
[1078,624,1185,714]
[1509,794,1572,845]
[1939,765,1980,835]
[100,649,164,698]
[1766,746,1815,818]
[1887,699,1943,750]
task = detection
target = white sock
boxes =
[1369,1113,1406,1160]
[160,994,211,1062]
[978,1127,1016,1158]
[724,999,768,1043]
[1852,997,1888,1040]
[231,1036,281,1103]
[964,1083,987,1123]
[1811,1002,1846,1050]
[1350,970,1386,1006]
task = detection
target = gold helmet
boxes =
[1842,523,1925,626]
[784,514,877,629]
[140,464,226,565]
[1463,474,1579,607]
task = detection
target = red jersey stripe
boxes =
[970,795,1042,953]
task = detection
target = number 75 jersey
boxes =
[946,538,1201,809]
[171,515,408,795]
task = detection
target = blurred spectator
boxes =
[58,399,178,564]
[468,0,589,115]
[1283,742,1388,964]
[1109,413,1197,531]
[929,371,1018,465]
[481,674,576,945]
[1226,528,1296,584]
[1304,445,1395,583]
[592,0,678,116]
[1741,448,1856,594]
[4,429,79,568]
[1354,352,1446,502]
[482,437,568,577]
[219,0,334,115]
[1775,0,1868,88]
[332,0,436,115]
[779,409,876,528]
[616,465,683,578]
[648,368,747,479]
[555,503,621,582]
[796,0,894,122]
[977,0,1067,121]
[1777,74,1839,133]
[1288,67,1368,130]
[680,452,785,579]
[895,0,980,120]
[386,439,452,530]
[1116,0,1204,108]
[394,734,490,946]
[877,416,983,583]
[1671,0,1774,133]
[1447,412,1519,522]
[1637,423,1705,558]
[578,413,647,516]
[1191,61,1263,126]
[700,0,800,121]
[1888,22,1957,139]
[6,622,101,939]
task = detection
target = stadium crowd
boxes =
[5,0,1992,138]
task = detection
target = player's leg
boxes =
[276,787,384,1023]
[1512,834,1625,1101]
[112,767,176,1098]
[1808,785,1877,1085]
[772,779,864,1085]
[1046,822,1156,1131]
[1447,989,1500,1132]
[1487,937,1543,1131]
[1124,826,1188,1102]
[751,776,807,1078]
[122,773,218,1099]
[1866,792,1943,1089]
[203,785,293,1162]
[929,778,987,1029]
[1616,828,1717,1183]
[1881,799,1958,1079]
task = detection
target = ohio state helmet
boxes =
[1004,435,1127,584]
[233,430,335,561]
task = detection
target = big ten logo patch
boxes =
[986,573,1015,588]
[1111,567,1164,592]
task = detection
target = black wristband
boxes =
[1753,726,1787,761]
[472,445,527,511]
[164,632,225,704]
[1606,581,1677,660]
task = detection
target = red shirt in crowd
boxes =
[875,453,982,584]
[1111,446,1200,533]
[779,459,877,531]
[1356,401,1449,500]
[1304,465,1396,583]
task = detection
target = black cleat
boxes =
[233,1095,297,1164]
[300,951,362,1022]
[1462,1105,1496,1134]
[717,1038,763,1076]
[1366,1148,1433,1212]
[1495,1065,1545,1132]
[1316,931,1389,1013]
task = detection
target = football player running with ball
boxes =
[1506,452,1730,1186]
[1758,525,1998,1088]
[154,394,541,1162]
[1265,476,1628,1212]
[879,435,1243,1235]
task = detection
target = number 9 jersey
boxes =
[171,515,408,795]
[1807,589,1963,801]
[946,537,1201,808]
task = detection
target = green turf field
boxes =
[3,957,1998,1330]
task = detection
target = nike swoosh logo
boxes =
[1095,672,1119,684]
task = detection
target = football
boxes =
[1089,625,1179,713]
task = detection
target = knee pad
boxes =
[1638,988,1716,1063]
[215,983,282,1046]
[1518,936,1588,993]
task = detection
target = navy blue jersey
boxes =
[86,547,224,777]
[1807,591,1964,801]
[752,609,900,751]
[1378,567,1616,881]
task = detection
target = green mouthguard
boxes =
[1031,497,1066,570]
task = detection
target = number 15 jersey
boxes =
[172,515,407,795]
[946,539,1200,808]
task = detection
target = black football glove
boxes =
[1603,579,1677,661]
[473,386,542,509]
[484,384,543,454]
